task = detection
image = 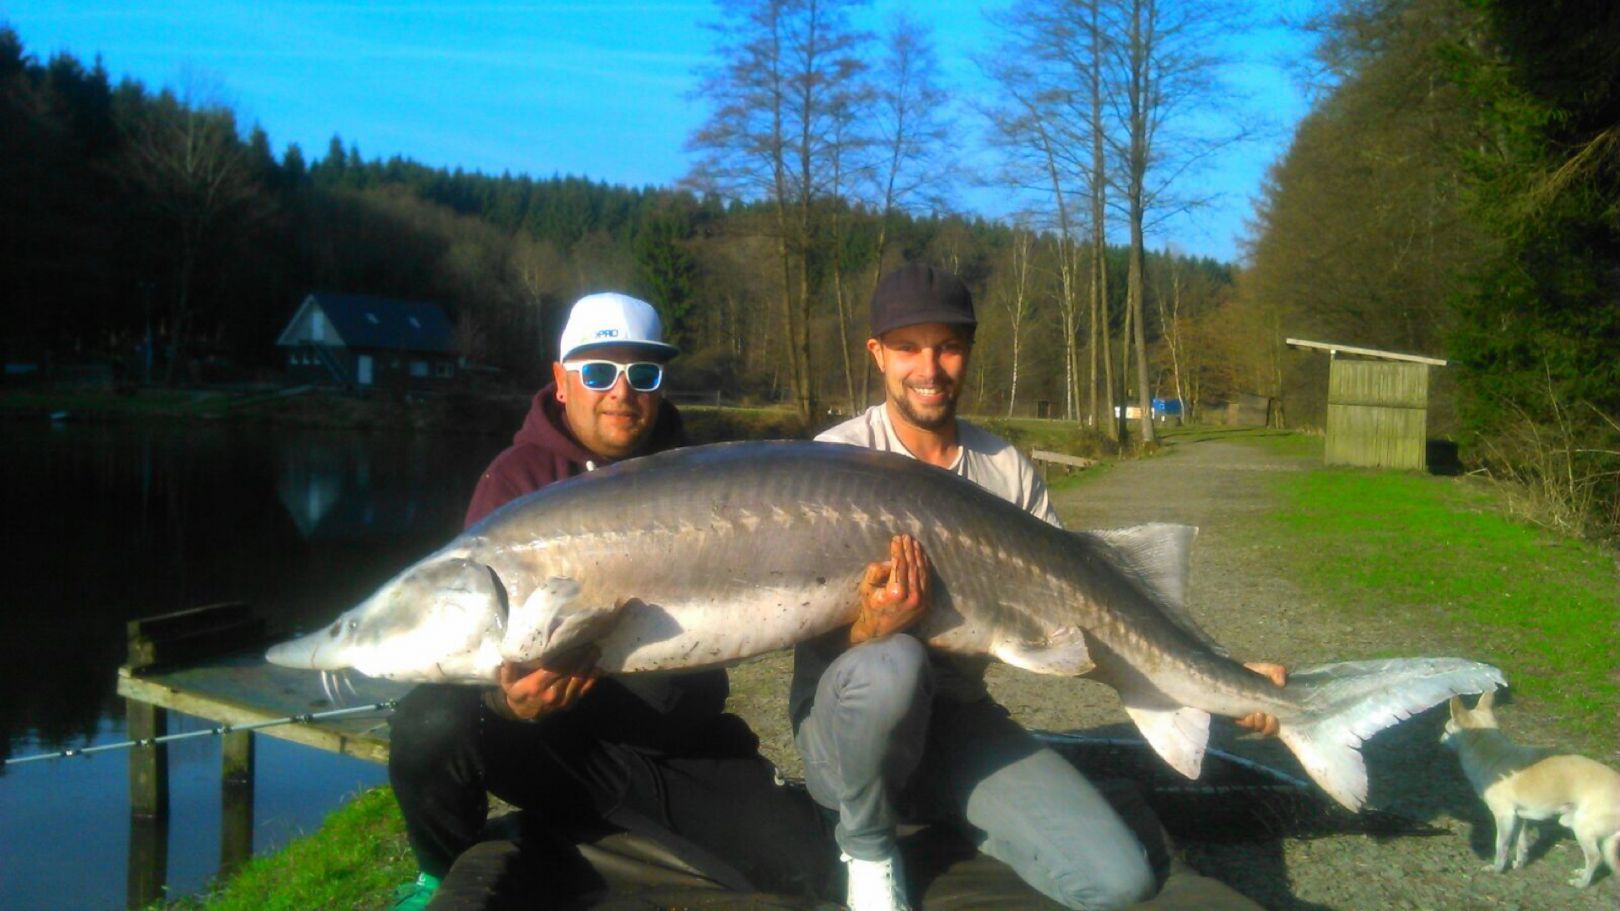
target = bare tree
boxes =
[998,226,1036,416]
[982,0,1113,427]
[978,66,1071,417]
[1104,0,1252,443]
[1154,246,1187,420]
[687,0,869,423]
[826,93,867,413]
[851,12,955,405]
[1082,0,1116,435]
[508,233,568,362]
[115,77,264,383]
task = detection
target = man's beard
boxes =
[892,386,957,432]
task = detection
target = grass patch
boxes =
[682,403,809,443]
[970,416,1122,495]
[976,415,1119,460]
[1257,465,1619,747]
[0,387,234,419]
[1043,458,1116,496]
[1159,424,1324,460]
[155,787,413,911]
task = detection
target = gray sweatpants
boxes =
[795,636,1156,911]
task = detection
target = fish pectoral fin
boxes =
[1123,700,1211,779]
[991,626,1093,676]
[500,577,625,666]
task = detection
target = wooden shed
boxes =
[1286,338,1447,471]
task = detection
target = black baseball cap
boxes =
[869,263,977,338]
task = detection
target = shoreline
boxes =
[0,385,531,434]
[0,385,817,443]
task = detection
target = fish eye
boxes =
[347,618,359,632]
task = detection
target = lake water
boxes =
[0,420,508,910]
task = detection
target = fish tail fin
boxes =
[1275,658,1506,810]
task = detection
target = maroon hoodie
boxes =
[464,382,745,755]
[464,381,686,528]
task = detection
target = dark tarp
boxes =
[425,778,1264,911]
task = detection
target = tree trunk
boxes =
[164,227,197,386]
[1129,224,1154,444]
[1088,0,1115,438]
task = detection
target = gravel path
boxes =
[727,433,1617,910]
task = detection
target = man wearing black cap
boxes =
[791,264,1284,911]
[819,261,1060,514]
[788,263,1153,911]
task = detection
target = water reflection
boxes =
[0,421,503,909]
[276,432,465,542]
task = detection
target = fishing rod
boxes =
[3,700,398,767]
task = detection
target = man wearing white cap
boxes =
[460,291,682,522]
[388,292,839,910]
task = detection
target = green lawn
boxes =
[1159,423,1325,459]
[153,788,412,911]
[0,387,236,419]
[1256,462,1619,749]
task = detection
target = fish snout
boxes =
[265,616,354,670]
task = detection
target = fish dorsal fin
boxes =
[1091,523,1228,658]
[1092,523,1196,608]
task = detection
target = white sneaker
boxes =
[842,852,911,911]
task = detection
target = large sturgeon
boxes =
[267,440,1504,810]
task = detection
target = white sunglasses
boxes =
[564,359,665,392]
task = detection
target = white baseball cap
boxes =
[558,292,679,362]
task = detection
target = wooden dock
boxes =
[117,650,404,763]
[116,603,406,908]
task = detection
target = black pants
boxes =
[387,684,838,899]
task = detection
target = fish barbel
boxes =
[267,440,1504,809]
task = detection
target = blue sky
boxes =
[5,1,1315,263]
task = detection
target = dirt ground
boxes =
[725,431,1618,911]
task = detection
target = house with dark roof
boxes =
[276,292,458,390]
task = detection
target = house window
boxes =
[434,361,453,378]
[310,312,325,342]
[410,360,429,378]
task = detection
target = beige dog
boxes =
[1442,689,1620,887]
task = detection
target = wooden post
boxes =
[126,689,170,820]
[220,730,255,873]
[126,814,169,910]
[222,728,255,784]
[125,613,174,908]
[123,602,269,887]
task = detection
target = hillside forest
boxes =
[1,0,1616,536]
